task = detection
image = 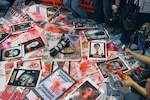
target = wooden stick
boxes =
[0,74,9,77]
[86,70,99,76]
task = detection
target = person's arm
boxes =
[112,0,120,15]
[125,48,150,64]
[114,0,120,6]
[132,81,147,97]
[122,76,147,97]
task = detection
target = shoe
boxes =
[98,23,107,30]
[80,19,87,24]
[66,15,79,21]
[130,43,139,50]
[113,39,123,46]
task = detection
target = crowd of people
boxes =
[0,0,150,100]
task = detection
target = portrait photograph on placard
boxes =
[21,37,45,53]
[7,68,42,87]
[12,22,33,34]
[96,57,129,78]
[0,45,24,61]
[47,7,58,17]
[16,59,42,70]
[0,32,10,43]
[88,40,107,60]
[65,78,104,100]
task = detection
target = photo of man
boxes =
[7,69,41,87]
[88,41,107,60]
[66,79,103,100]
[1,45,24,61]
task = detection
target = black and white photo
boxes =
[7,68,42,87]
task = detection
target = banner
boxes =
[39,0,94,13]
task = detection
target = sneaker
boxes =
[80,19,87,24]
[67,15,79,21]
[113,39,123,46]
[130,43,139,50]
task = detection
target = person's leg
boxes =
[137,13,150,49]
[120,30,134,44]
[71,0,88,20]
[103,0,113,26]
[0,0,10,9]
[0,0,10,17]
[63,0,79,18]
[124,92,145,100]
[92,0,104,24]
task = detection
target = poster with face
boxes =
[12,22,34,34]
[0,86,40,100]
[47,7,58,17]
[65,78,104,100]
[88,40,107,60]
[0,32,10,44]
[16,59,42,70]
[84,29,110,41]
[7,68,42,87]
[96,57,129,78]
[1,45,25,61]
[21,37,45,53]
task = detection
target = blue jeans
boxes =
[92,0,112,25]
[124,92,145,100]
[63,0,88,19]
[120,30,136,44]
[0,0,10,9]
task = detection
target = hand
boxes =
[122,76,136,87]
[141,23,150,30]
[125,48,134,58]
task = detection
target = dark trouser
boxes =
[63,0,88,19]
[92,0,112,25]
[124,92,145,100]
[120,30,137,44]
[25,0,40,5]
[0,0,10,17]
[120,13,150,44]
[137,13,150,49]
